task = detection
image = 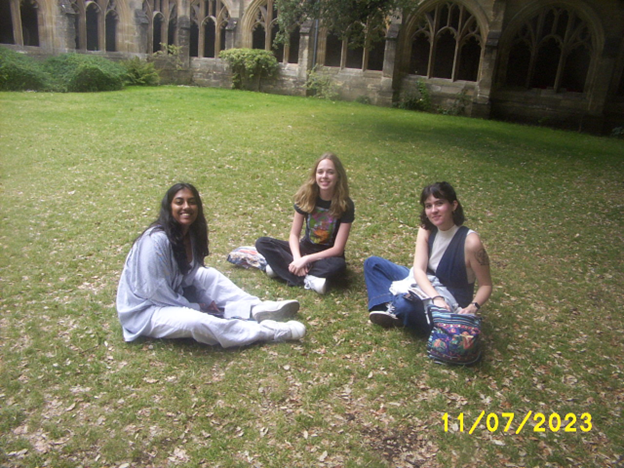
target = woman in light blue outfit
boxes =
[364,182,492,334]
[117,183,305,348]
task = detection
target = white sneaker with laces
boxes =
[252,300,299,322]
[369,303,402,328]
[261,320,306,341]
[304,275,328,295]
[265,264,277,278]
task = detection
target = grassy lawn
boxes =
[1,86,623,468]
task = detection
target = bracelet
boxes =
[472,302,481,310]
[431,295,444,301]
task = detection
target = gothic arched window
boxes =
[1,0,41,47]
[0,0,14,44]
[407,2,483,81]
[66,0,118,51]
[246,0,299,64]
[322,21,387,71]
[190,0,229,58]
[143,0,177,53]
[105,8,117,51]
[21,0,40,46]
[504,6,595,93]
[86,2,100,50]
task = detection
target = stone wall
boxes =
[2,0,623,134]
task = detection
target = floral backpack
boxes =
[226,246,267,270]
[426,305,482,365]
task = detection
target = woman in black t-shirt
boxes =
[256,153,354,294]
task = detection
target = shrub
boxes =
[122,57,160,86]
[67,63,123,92]
[44,53,127,92]
[0,46,50,91]
[305,66,338,100]
[439,89,470,116]
[398,79,431,112]
[611,126,624,138]
[151,43,184,71]
[219,48,279,91]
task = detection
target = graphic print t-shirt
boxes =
[295,197,355,248]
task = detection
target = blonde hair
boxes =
[294,152,350,218]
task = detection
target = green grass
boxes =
[1,86,623,467]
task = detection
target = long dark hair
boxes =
[141,183,209,273]
[419,181,465,230]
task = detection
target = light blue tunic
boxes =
[116,228,203,341]
[118,227,266,342]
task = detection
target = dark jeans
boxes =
[363,256,431,335]
[256,237,346,286]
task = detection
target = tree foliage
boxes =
[274,0,406,46]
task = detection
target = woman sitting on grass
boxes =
[116,183,305,348]
[364,181,492,332]
[256,152,354,295]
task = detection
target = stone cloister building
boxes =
[1,0,623,133]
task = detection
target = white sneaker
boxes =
[304,275,327,294]
[261,320,306,341]
[265,264,277,278]
[369,303,402,328]
[252,300,299,322]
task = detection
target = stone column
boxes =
[225,18,238,49]
[177,14,191,67]
[580,36,620,133]
[10,0,23,46]
[389,14,405,104]
[472,30,500,119]
[383,22,399,78]
[59,0,77,51]
[134,8,150,55]
[297,19,313,81]
[380,22,400,106]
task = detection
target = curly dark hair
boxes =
[141,183,209,274]
[419,181,465,230]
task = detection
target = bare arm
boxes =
[459,233,493,314]
[290,222,353,276]
[288,212,307,276]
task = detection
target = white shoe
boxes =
[304,275,327,294]
[252,300,299,322]
[261,320,306,341]
[265,264,277,278]
[369,303,402,328]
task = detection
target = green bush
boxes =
[0,47,50,91]
[398,79,432,112]
[0,48,130,92]
[219,48,279,91]
[151,43,184,71]
[305,66,338,100]
[122,57,160,86]
[44,53,127,92]
[439,89,470,116]
[611,126,624,138]
[67,63,123,92]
